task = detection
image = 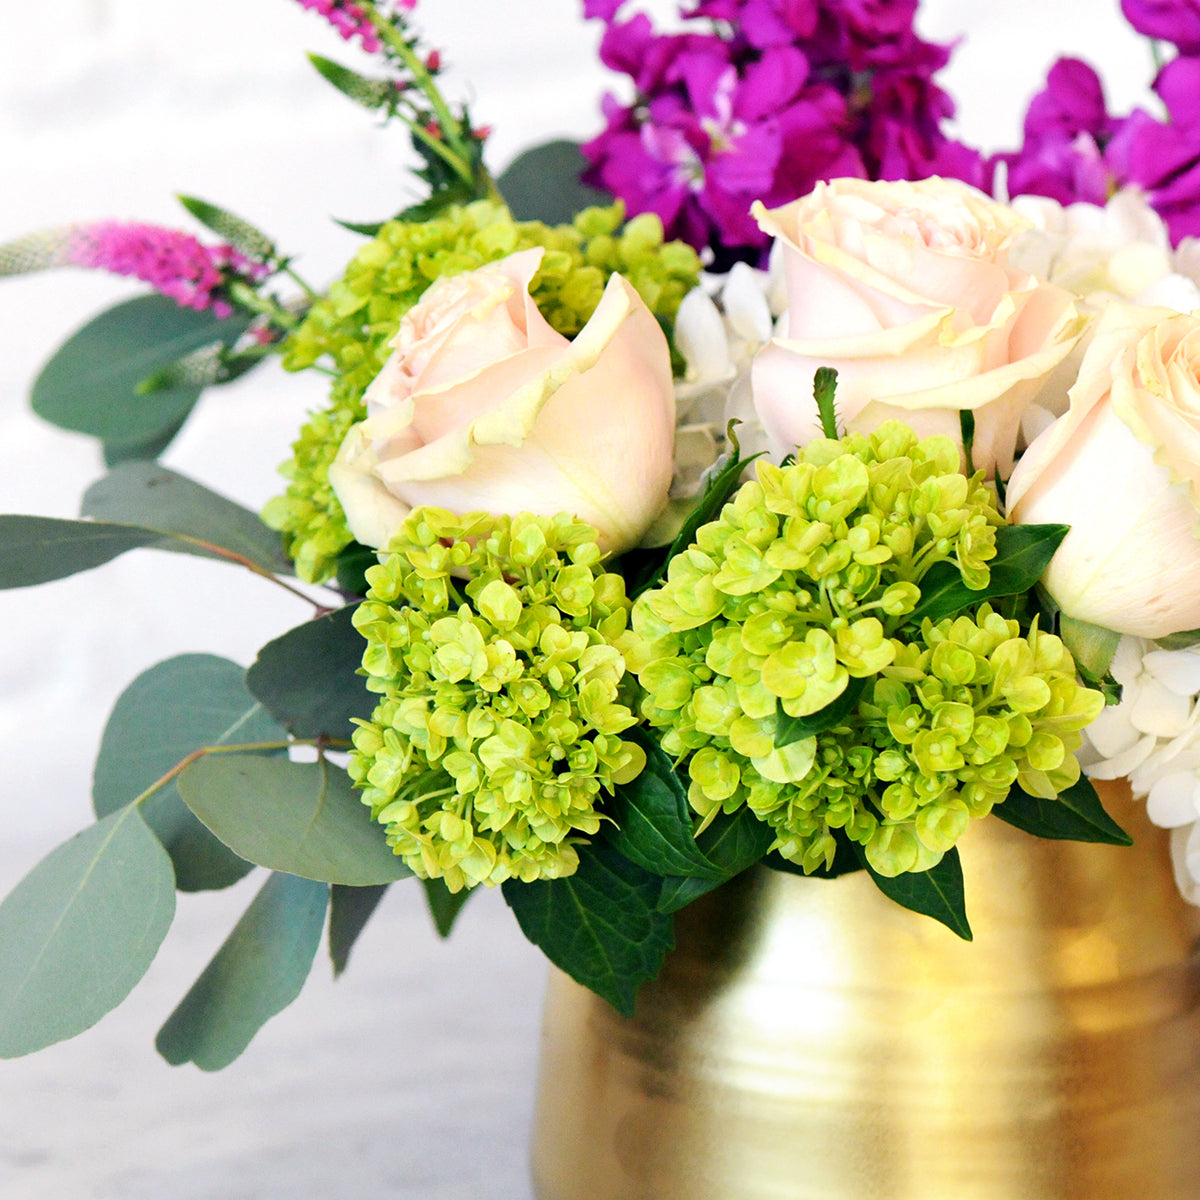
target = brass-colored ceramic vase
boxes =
[530,781,1200,1199]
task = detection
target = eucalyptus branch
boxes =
[130,737,353,808]
[171,532,338,611]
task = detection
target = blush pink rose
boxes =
[749,177,1084,474]
[329,247,676,554]
[1006,302,1200,639]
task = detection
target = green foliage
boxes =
[308,53,398,113]
[907,523,1068,624]
[0,808,176,1056]
[657,808,776,912]
[94,654,284,891]
[0,516,161,587]
[177,754,413,886]
[328,884,390,976]
[82,462,291,575]
[858,844,972,940]
[1059,614,1122,684]
[246,605,375,739]
[812,367,840,439]
[498,139,612,225]
[994,776,1132,845]
[176,194,277,263]
[503,839,674,1015]
[265,199,700,582]
[604,730,723,879]
[421,877,474,938]
[156,872,329,1070]
[31,295,246,449]
[349,508,644,890]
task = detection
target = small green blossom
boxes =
[264,200,700,582]
[629,422,1104,878]
[348,508,646,892]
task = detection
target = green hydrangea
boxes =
[263,199,700,583]
[348,507,647,892]
[628,422,1105,877]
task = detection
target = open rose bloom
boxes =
[330,247,676,555]
[749,177,1083,474]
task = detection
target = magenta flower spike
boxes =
[293,0,385,54]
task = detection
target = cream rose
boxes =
[749,177,1083,474]
[1005,303,1200,639]
[328,247,676,555]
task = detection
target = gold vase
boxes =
[530,780,1200,1200]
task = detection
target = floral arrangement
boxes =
[2,0,1200,1070]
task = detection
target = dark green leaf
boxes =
[421,877,473,939]
[497,139,611,224]
[857,845,972,940]
[603,730,721,879]
[630,423,760,599]
[82,462,291,575]
[993,777,1132,845]
[907,524,1069,625]
[1156,628,1200,651]
[94,654,285,891]
[774,676,867,748]
[335,541,378,597]
[246,605,374,739]
[156,872,328,1070]
[657,808,775,913]
[32,295,246,444]
[503,839,674,1015]
[178,754,412,886]
[0,808,176,1056]
[329,884,389,976]
[813,366,840,439]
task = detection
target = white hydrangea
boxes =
[669,258,785,498]
[1080,635,1200,903]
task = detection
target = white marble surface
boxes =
[0,2,1148,1198]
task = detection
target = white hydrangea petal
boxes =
[1104,189,1170,248]
[1129,676,1194,737]
[1170,824,1200,906]
[722,262,774,344]
[1145,772,1200,827]
[1110,635,1152,686]
[1143,647,1200,695]
[1137,273,1200,313]
[1081,705,1143,758]
[675,287,733,384]
[1084,732,1158,779]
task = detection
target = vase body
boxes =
[530,781,1200,1200]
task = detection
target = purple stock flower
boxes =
[1121,0,1200,53]
[583,0,977,257]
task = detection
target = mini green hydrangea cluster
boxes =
[262,200,700,582]
[348,507,647,892]
[627,422,1104,877]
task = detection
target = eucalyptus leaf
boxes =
[421,877,473,939]
[993,777,1132,845]
[246,605,374,739]
[497,139,611,224]
[503,839,674,1015]
[857,845,972,940]
[775,676,867,748]
[103,411,191,465]
[0,808,176,1056]
[31,295,246,444]
[82,462,291,575]
[907,524,1069,625]
[329,884,390,977]
[604,731,721,880]
[156,872,328,1071]
[657,807,775,913]
[178,754,412,886]
[0,516,160,588]
[93,654,285,891]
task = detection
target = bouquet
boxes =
[3,0,1200,1083]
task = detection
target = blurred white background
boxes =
[0,1,1152,1197]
